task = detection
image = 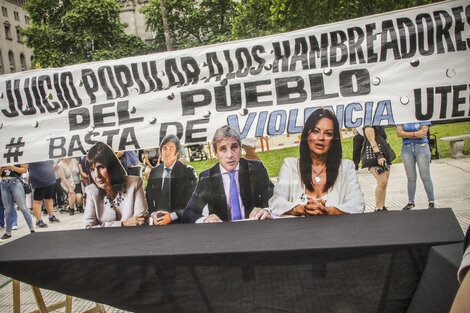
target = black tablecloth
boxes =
[0,208,464,312]
[407,243,463,313]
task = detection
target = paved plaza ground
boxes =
[0,134,469,312]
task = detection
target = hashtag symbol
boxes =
[4,137,25,163]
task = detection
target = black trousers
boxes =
[353,134,364,170]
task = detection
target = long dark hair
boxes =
[299,108,342,192]
[85,142,127,195]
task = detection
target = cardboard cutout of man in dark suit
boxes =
[146,135,197,225]
[183,126,273,223]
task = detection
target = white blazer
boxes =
[84,175,148,228]
[269,158,365,216]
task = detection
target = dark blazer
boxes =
[146,161,197,223]
[182,158,273,223]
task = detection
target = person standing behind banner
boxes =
[363,126,392,212]
[242,137,261,161]
[183,125,273,223]
[143,148,160,168]
[78,156,90,186]
[143,148,160,181]
[117,150,142,177]
[352,128,365,171]
[52,160,66,212]
[0,192,18,230]
[57,158,84,215]
[29,161,61,227]
[0,164,35,239]
[84,142,148,228]
[22,171,32,221]
[146,135,197,225]
[397,122,435,210]
[0,194,4,229]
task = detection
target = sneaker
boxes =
[36,220,47,228]
[69,208,75,216]
[375,207,388,212]
[402,203,415,211]
[49,215,60,223]
[12,226,18,230]
[59,207,69,214]
[30,230,35,233]
[428,202,435,209]
[1,233,11,240]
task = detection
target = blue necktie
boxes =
[228,171,242,221]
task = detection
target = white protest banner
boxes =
[0,0,469,165]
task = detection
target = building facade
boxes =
[118,0,154,43]
[0,0,153,75]
[0,0,32,75]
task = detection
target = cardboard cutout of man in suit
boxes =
[183,126,272,223]
[146,135,197,225]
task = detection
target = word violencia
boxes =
[1,3,469,119]
[47,99,395,159]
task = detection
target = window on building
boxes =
[4,22,12,40]
[8,51,15,73]
[25,15,30,24]
[20,53,26,71]
[2,7,7,17]
[0,52,4,75]
[16,26,22,42]
[14,11,19,21]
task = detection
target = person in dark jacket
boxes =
[146,135,197,225]
[183,126,272,223]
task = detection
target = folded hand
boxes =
[204,214,223,223]
[249,207,272,220]
[153,211,171,225]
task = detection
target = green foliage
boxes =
[21,0,444,65]
[140,0,237,51]
[231,0,440,40]
[188,121,470,177]
[21,0,152,67]
[139,0,442,50]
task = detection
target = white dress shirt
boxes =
[269,158,365,216]
[196,163,245,223]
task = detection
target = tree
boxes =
[159,0,173,50]
[231,0,441,40]
[21,0,152,68]
[140,0,237,51]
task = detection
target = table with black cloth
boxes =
[0,208,464,313]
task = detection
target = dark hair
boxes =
[160,134,181,154]
[299,108,342,192]
[85,142,126,194]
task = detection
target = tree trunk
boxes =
[160,0,173,51]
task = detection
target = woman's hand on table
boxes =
[122,212,149,226]
[292,198,344,216]
[304,197,327,215]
